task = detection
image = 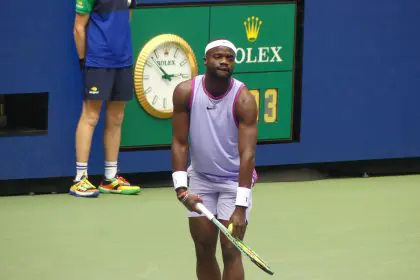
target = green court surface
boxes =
[1,175,419,280]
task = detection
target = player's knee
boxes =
[81,110,100,127]
[106,110,124,126]
[194,239,217,260]
[221,245,241,264]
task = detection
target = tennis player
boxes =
[171,39,258,280]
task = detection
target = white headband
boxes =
[205,40,237,55]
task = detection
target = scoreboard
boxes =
[121,0,301,149]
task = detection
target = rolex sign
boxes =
[210,5,295,73]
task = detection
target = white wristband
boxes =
[172,171,188,190]
[235,187,251,208]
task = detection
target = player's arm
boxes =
[230,87,258,239]
[236,87,258,192]
[171,81,202,212]
[74,0,93,68]
[172,81,191,179]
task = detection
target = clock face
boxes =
[142,42,193,114]
[134,34,198,119]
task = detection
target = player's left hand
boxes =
[229,206,247,240]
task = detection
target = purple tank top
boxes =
[188,75,258,183]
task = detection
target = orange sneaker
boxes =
[98,175,140,195]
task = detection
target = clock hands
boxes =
[166,73,190,79]
[150,57,172,81]
[149,55,190,81]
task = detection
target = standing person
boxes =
[70,0,140,197]
[171,39,258,280]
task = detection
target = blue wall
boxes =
[1,0,420,180]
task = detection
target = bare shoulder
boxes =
[173,79,193,108]
[236,86,256,107]
[236,86,258,121]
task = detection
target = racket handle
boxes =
[196,203,215,220]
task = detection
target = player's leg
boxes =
[217,184,253,280]
[219,219,246,280]
[189,216,221,280]
[99,67,139,194]
[187,171,222,280]
[71,67,113,197]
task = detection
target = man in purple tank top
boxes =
[171,38,258,280]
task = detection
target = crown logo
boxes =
[244,16,263,43]
[163,45,170,56]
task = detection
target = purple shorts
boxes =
[187,170,253,222]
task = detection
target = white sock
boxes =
[75,162,88,182]
[105,161,118,180]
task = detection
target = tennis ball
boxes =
[228,223,233,233]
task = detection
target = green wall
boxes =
[121,3,297,148]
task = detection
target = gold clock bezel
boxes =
[134,34,198,119]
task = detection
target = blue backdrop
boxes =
[1,0,420,180]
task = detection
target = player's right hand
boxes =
[176,189,203,214]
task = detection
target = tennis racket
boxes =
[195,202,274,276]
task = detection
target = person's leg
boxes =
[219,219,246,280]
[103,101,125,178]
[98,100,139,194]
[217,183,253,280]
[189,217,221,280]
[75,99,103,179]
[105,66,133,168]
[70,67,113,198]
[187,172,222,279]
[98,67,140,194]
